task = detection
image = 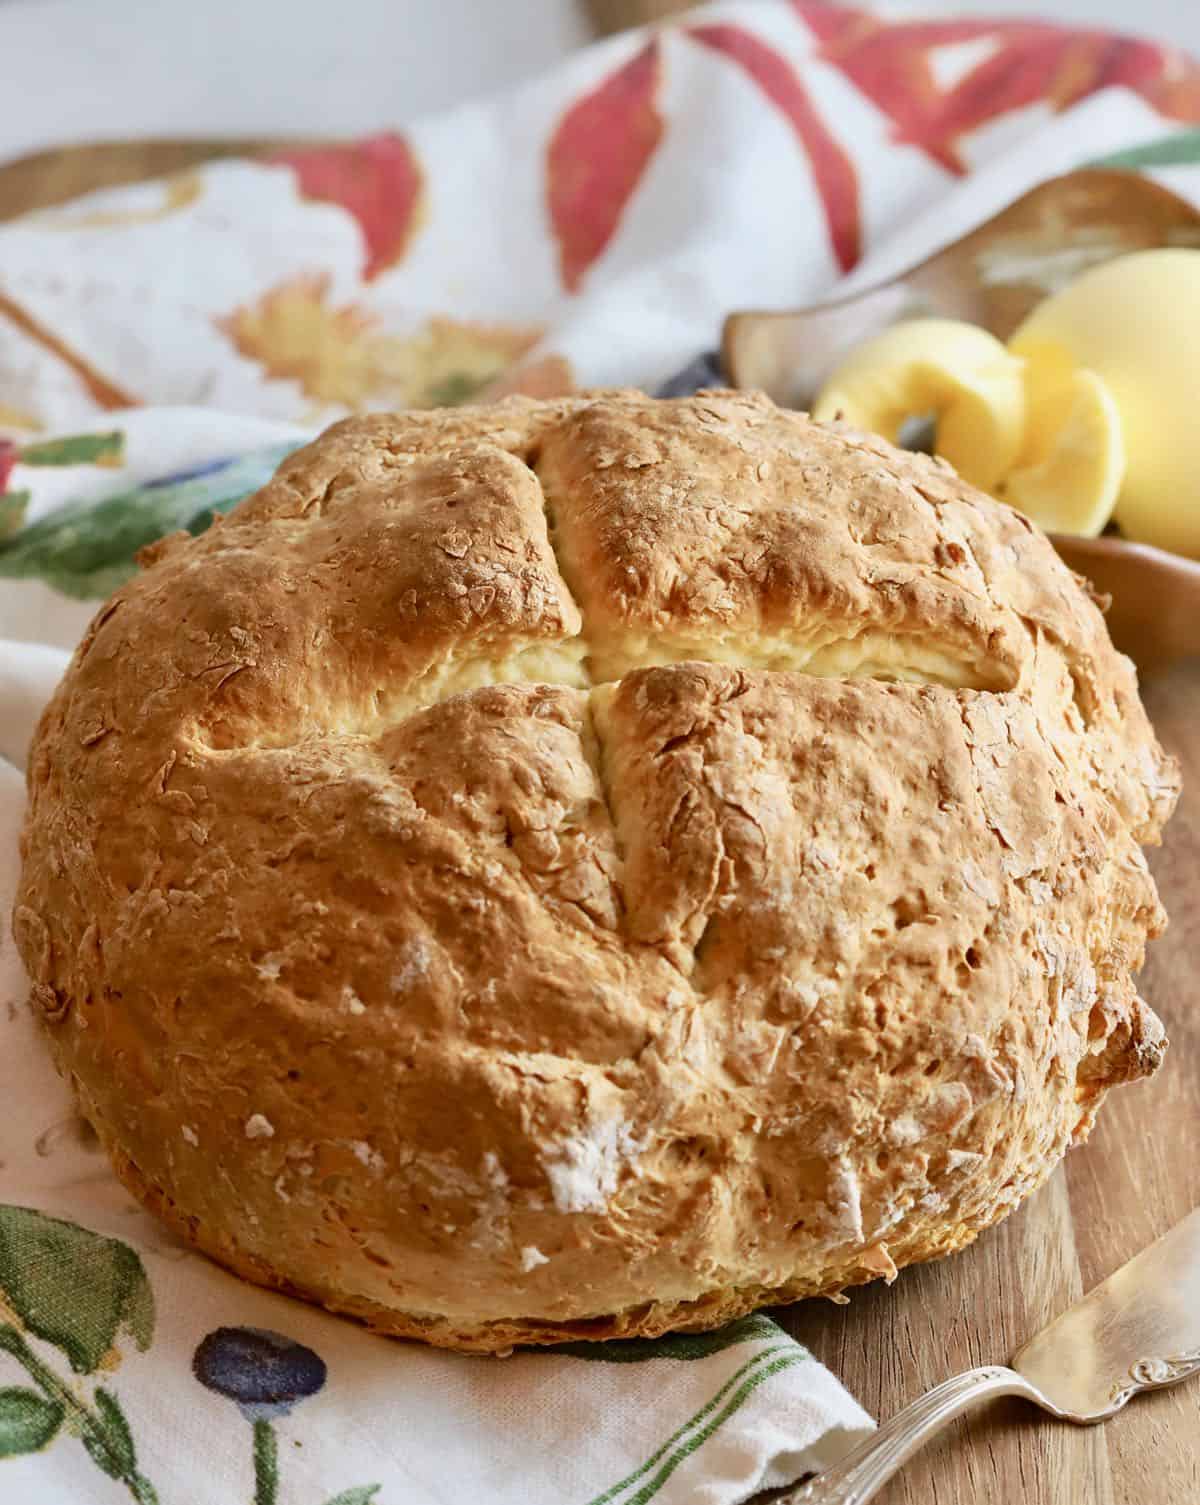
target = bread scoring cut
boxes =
[15,390,1178,1352]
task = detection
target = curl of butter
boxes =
[811,318,1026,493]
[814,317,1127,540]
[1010,249,1200,558]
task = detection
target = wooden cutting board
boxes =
[0,133,1196,1504]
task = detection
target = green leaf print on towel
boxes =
[0,1386,64,1457]
[0,1204,154,1374]
[1092,129,1200,169]
[0,425,127,568]
[539,1312,817,1505]
[0,442,303,599]
[583,1342,815,1505]
[18,431,125,468]
[0,1209,381,1504]
[0,491,29,539]
[0,1206,159,1501]
[86,1388,140,1477]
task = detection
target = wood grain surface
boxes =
[0,129,1196,1505]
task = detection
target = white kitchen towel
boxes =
[4,2,1200,1501]
[3,1,1200,436]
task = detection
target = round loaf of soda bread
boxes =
[15,390,1179,1352]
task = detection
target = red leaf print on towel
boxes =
[793,4,1200,173]
[925,32,1200,148]
[547,41,663,294]
[792,3,1014,172]
[689,24,861,272]
[1140,49,1200,122]
[270,134,424,281]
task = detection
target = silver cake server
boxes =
[784,1207,1200,1504]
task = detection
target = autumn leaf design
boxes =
[219,274,544,410]
[1143,50,1200,123]
[689,24,861,273]
[269,133,425,282]
[793,3,1200,174]
[919,29,1200,153]
[791,2,990,174]
[547,40,664,294]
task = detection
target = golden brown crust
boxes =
[15,390,1180,1352]
[101,1131,990,1353]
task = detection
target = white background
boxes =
[0,0,1198,162]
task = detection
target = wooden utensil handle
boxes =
[585,0,695,34]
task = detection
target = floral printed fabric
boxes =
[5,3,1200,1501]
[2,1,1200,436]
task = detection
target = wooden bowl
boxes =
[1051,535,1200,675]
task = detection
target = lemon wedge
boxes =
[812,318,1026,492]
[997,362,1126,537]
